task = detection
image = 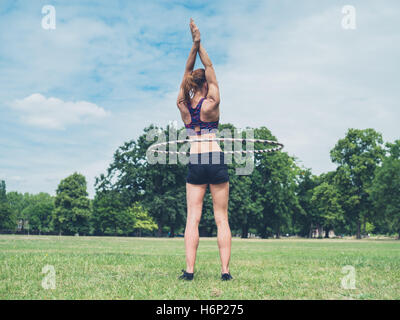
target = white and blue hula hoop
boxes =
[147,138,284,155]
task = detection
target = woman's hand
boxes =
[190,18,201,43]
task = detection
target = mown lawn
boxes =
[0,235,399,299]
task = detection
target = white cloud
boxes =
[9,93,110,129]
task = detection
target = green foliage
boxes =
[365,222,375,234]
[92,190,128,235]
[386,140,400,160]
[330,128,384,238]
[92,124,393,239]
[7,192,24,231]
[7,192,27,228]
[370,157,400,238]
[96,124,188,236]
[5,191,55,234]
[295,169,318,237]
[253,127,302,238]
[310,182,344,236]
[0,181,15,230]
[0,180,6,202]
[54,172,91,235]
[130,202,158,235]
[229,174,262,238]
[92,195,157,236]
[221,125,263,238]
[21,193,54,233]
[4,125,397,240]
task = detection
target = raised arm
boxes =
[198,43,220,107]
[176,41,199,106]
[184,42,199,75]
[177,18,200,108]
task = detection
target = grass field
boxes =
[0,235,399,300]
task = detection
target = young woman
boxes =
[176,19,232,281]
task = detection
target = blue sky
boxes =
[1,0,399,197]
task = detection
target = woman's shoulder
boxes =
[201,97,220,110]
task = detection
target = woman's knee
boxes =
[214,212,229,227]
[186,209,202,226]
[187,216,201,226]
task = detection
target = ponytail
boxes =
[183,74,196,103]
[182,68,206,104]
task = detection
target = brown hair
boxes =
[183,68,207,103]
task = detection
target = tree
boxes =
[229,174,262,238]
[92,190,128,235]
[386,140,400,159]
[310,182,344,238]
[53,173,91,235]
[7,192,55,234]
[295,169,318,237]
[253,127,301,238]
[370,140,400,239]
[23,193,54,234]
[214,124,260,238]
[0,180,15,231]
[130,202,158,236]
[330,128,384,238]
[96,124,187,237]
[7,192,27,232]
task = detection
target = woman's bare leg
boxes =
[209,182,231,274]
[185,182,207,273]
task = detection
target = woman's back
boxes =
[185,96,221,154]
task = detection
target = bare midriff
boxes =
[189,131,222,154]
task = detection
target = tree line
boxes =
[0,124,399,239]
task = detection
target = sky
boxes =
[0,0,399,198]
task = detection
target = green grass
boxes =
[0,235,399,299]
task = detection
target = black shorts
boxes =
[186,152,229,185]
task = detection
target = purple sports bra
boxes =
[184,97,219,136]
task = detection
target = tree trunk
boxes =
[362,217,366,237]
[157,223,163,237]
[317,224,323,239]
[241,224,248,239]
[275,225,280,239]
[260,224,268,239]
[169,225,175,238]
[208,225,214,237]
[309,223,313,238]
[356,220,361,239]
[325,228,330,238]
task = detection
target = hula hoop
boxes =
[147,138,284,155]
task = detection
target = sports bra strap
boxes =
[188,97,206,109]
[185,97,219,136]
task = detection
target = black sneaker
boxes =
[179,269,194,281]
[221,273,233,281]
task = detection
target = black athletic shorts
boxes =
[186,152,229,185]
